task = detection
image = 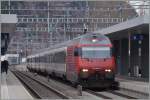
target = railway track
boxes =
[12,71,69,99]
[11,69,146,99]
[86,89,137,99]
[86,89,112,99]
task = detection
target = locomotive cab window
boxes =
[74,48,81,56]
[74,48,78,56]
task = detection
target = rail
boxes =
[86,89,137,99]
[12,71,69,99]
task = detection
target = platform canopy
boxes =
[94,15,149,39]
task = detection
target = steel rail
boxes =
[86,89,138,99]
[86,89,112,99]
[12,71,69,99]
[12,71,42,99]
[20,71,69,99]
[107,90,137,99]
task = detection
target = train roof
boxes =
[27,33,110,58]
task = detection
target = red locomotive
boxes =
[27,33,116,88]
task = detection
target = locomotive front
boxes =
[74,34,116,87]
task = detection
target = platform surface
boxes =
[1,70,33,100]
[116,76,149,94]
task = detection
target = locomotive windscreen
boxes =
[82,47,111,58]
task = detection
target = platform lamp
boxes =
[137,29,142,77]
[128,30,131,77]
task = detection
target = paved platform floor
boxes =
[1,70,33,100]
[116,76,149,94]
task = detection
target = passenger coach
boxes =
[27,33,116,88]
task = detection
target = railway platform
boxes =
[116,76,149,95]
[1,70,33,100]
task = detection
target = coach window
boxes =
[60,51,66,63]
[32,58,34,63]
[51,54,53,63]
[49,55,51,63]
[50,54,52,63]
[44,55,46,63]
[34,57,36,63]
[31,58,33,63]
[39,56,41,63]
[54,53,57,63]
[55,51,66,63]
[27,59,29,63]
[46,55,48,63]
[42,56,44,63]
[43,56,45,63]
[36,57,38,63]
[54,52,58,63]
[74,48,79,56]
[35,57,37,63]
[37,57,40,63]
[40,56,42,63]
[33,58,34,63]
[33,58,35,63]
[50,54,53,63]
[29,58,31,63]
[45,55,47,63]
[42,56,45,63]
[37,57,39,63]
[51,54,54,63]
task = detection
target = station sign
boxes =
[130,34,144,40]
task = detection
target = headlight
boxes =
[105,69,111,72]
[92,39,97,43]
[82,69,88,72]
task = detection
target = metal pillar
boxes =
[138,30,142,77]
[138,40,142,77]
[118,39,122,75]
[128,31,131,76]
